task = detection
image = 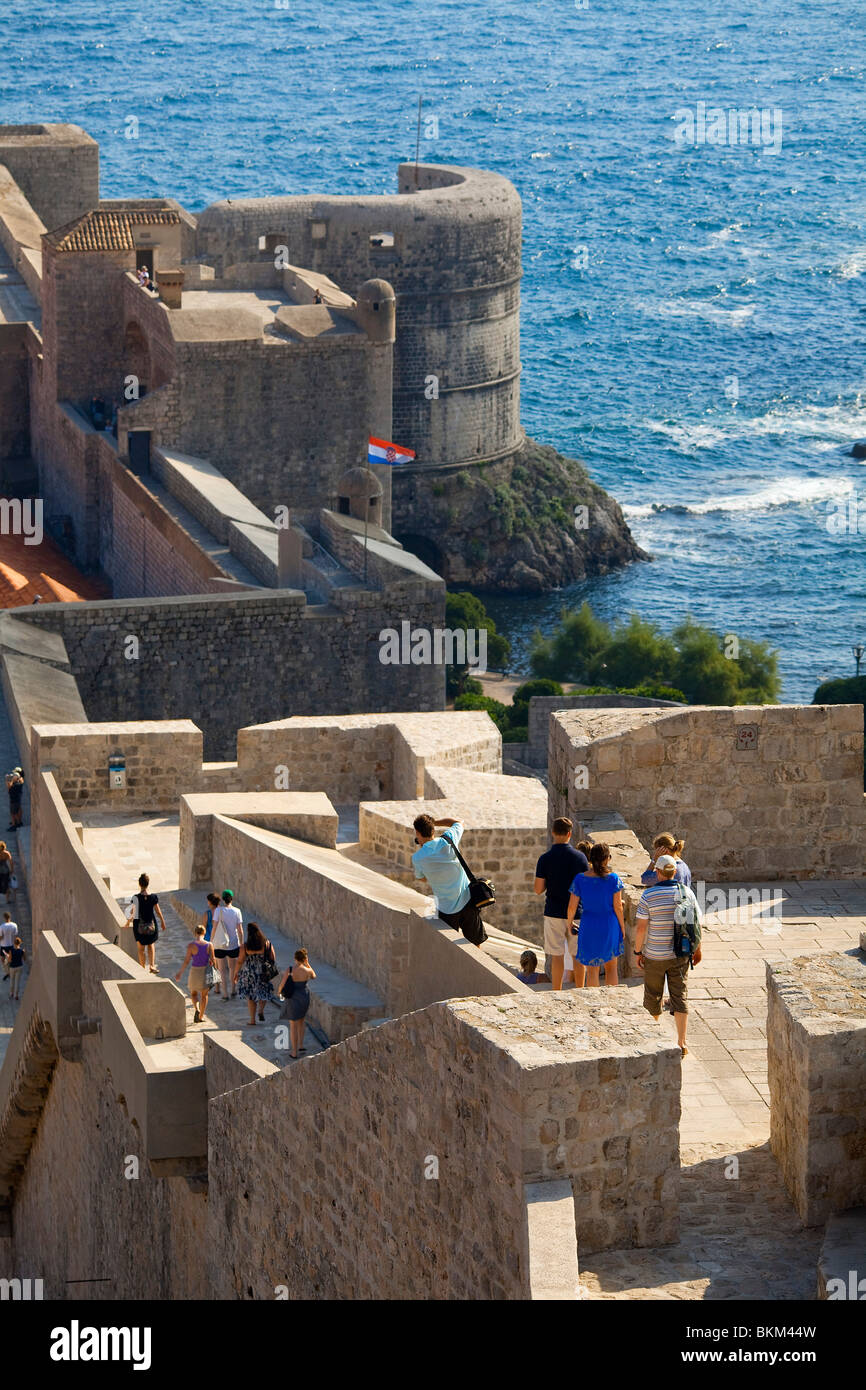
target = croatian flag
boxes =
[368,435,416,466]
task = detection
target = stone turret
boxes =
[335,465,383,527]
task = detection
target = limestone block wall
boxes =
[205,989,680,1299]
[528,694,683,758]
[549,704,866,881]
[767,952,866,1226]
[103,447,234,598]
[42,243,133,403]
[29,769,128,955]
[0,324,30,460]
[208,815,423,1016]
[0,163,46,301]
[237,717,398,801]
[31,722,205,816]
[162,335,378,523]
[0,124,99,233]
[0,936,209,1300]
[178,791,338,887]
[235,712,500,803]
[26,588,445,761]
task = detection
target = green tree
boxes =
[671,617,740,705]
[529,603,780,705]
[735,637,782,704]
[589,614,677,690]
[529,603,609,683]
[445,591,511,697]
[813,675,866,788]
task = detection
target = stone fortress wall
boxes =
[194,163,524,481]
[549,703,866,882]
[0,122,451,736]
[1,636,865,1299]
[0,643,687,1298]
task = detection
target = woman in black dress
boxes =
[278,948,316,1058]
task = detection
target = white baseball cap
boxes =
[655,854,678,871]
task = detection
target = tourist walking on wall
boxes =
[641,833,691,887]
[202,892,221,994]
[278,948,316,1058]
[5,768,24,831]
[534,817,588,989]
[0,840,14,904]
[235,923,276,1026]
[411,815,488,946]
[565,842,624,988]
[211,889,243,999]
[175,925,216,1023]
[634,854,703,1057]
[124,873,167,973]
[7,936,25,999]
[0,911,18,979]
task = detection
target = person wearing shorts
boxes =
[634,854,703,1057]
[211,889,243,998]
[175,925,215,1023]
[534,818,588,989]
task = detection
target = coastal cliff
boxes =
[392,437,648,594]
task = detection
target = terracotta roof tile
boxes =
[46,208,181,254]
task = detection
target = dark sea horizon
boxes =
[2,0,864,701]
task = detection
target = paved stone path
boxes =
[79,812,323,1070]
[76,810,866,1299]
[579,880,866,1299]
[0,683,31,1071]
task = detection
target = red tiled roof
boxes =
[46,208,181,254]
[0,531,108,607]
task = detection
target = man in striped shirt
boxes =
[634,854,702,1057]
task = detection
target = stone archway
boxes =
[122,321,152,400]
[394,531,445,579]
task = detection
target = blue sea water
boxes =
[2,0,865,700]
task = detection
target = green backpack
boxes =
[672,884,702,957]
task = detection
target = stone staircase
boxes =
[168,890,386,1043]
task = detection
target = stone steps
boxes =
[168,889,384,1044]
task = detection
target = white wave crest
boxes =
[636,296,755,327]
[622,474,854,520]
[643,401,866,453]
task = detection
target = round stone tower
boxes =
[194,163,523,474]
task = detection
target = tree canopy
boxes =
[529,604,780,705]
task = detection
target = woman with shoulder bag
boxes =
[278,948,316,1059]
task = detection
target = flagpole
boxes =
[415,95,423,187]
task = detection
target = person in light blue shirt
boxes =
[411,814,487,946]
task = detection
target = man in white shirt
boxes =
[0,911,18,978]
[210,889,243,999]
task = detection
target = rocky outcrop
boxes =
[392,437,648,594]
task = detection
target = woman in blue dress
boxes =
[565,842,625,988]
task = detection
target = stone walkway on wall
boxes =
[79,812,323,1070]
[77,810,866,1300]
[579,879,866,1300]
[0,683,30,1071]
